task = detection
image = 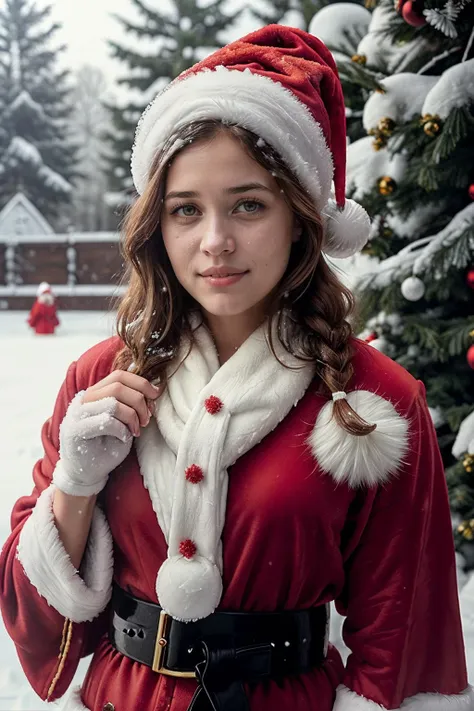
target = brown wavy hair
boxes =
[114,119,375,437]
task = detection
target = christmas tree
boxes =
[308,3,373,142]
[0,0,76,227]
[250,0,365,32]
[106,0,242,206]
[309,0,474,565]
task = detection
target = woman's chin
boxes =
[198,297,260,319]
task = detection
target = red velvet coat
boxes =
[27,300,59,335]
[0,336,469,711]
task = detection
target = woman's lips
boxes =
[201,271,248,287]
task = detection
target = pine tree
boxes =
[0,0,76,227]
[250,0,364,30]
[70,65,113,231]
[106,0,242,204]
[251,0,370,140]
[309,0,474,564]
[308,3,373,142]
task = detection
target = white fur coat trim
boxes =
[333,685,474,710]
[59,686,90,710]
[135,316,315,622]
[308,389,410,487]
[16,483,113,623]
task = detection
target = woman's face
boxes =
[161,132,299,324]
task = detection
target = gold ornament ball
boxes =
[464,454,474,473]
[377,176,397,196]
[351,54,367,65]
[378,117,396,136]
[458,521,474,540]
[470,329,474,338]
[423,120,441,137]
[420,113,442,137]
[373,136,386,151]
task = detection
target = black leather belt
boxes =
[109,584,328,711]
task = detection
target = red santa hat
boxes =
[37,281,52,296]
[131,25,370,259]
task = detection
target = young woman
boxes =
[0,25,470,711]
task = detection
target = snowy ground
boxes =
[0,311,116,710]
[0,309,473,708]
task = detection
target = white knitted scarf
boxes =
[135,315,314,621]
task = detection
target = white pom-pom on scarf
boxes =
[322,198,371,259]
[156,555,222,622]
[308,390,410,487]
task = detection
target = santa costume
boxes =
[0,24,471,711]
[27,281,60,335]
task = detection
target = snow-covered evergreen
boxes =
[0,0,77,229]
[309,0,474,564]
[249,0,366,30]
[70,65,113,232]
[106,0,243,203]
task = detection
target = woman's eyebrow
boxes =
[164,183,273,201]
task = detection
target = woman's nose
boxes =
[200,215,235,255]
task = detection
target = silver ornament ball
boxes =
[401,276,425,301]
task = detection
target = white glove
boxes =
[53,392,134,497]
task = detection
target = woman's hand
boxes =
[53,371,163,497]
[82,371,162,437]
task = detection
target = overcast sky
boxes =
[42,0,277,97]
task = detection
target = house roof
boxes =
[0,192,54,236]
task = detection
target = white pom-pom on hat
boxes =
[322,197,371,258]
[37,281,51,296]
[156,555,222,622]
[308,390,410,487]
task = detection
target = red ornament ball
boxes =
[401,0,427,26]
[469,184,474,201]
[468,345,474,370]
[185,464,204,484]
[179,539,197,559]
[467,269,474,289]
[204,395,223,414]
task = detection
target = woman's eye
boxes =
[172,204,198,217]
[236,200,264,214]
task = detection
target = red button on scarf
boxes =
[185,464,204,484]
[204,395,223,414]
[179,539,197,559]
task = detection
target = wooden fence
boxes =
[0,232,126,310]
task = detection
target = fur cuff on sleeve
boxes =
[16,484,113,623]
[333,685,474,710]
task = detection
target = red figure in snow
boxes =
[27,282,59,335]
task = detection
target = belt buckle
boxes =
[152,610,196,678]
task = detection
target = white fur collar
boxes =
[135,316,314,621]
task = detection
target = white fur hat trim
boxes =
[308,390,410,487]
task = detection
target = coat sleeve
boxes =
[0,361,113,703]
[27,302,39,327]
[333,381,472,711]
